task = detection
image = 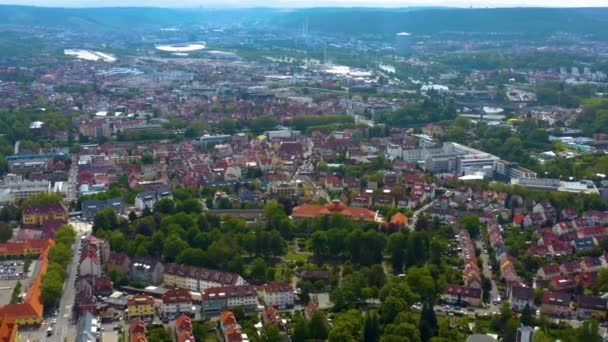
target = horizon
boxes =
[2,0,608,8]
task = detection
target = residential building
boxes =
[79,249,102,277]
[219,310,247,342]
[163,263,246,292]
[576,295,607,320]
[107,252,131,275]
[81,198,125,221]
[201,285,258,315]
[0,179,51,203]
[442,284,482,307]
[134,188,173,211]
[175,314,196,342]
[161,288,193,318]
[509,286,535,312]
[129,320,148,342]
[263,282,294,309]
[127,295,155,321]
[540,291,572,318]
[76,311,99,342]
[129,258,164,285]
[261,306,287,331]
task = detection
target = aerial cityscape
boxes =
[0,3,608,342]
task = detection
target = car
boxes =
[52,318,57,324]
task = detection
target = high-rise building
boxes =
[394,32,412,56]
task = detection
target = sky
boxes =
[1,0,608,7]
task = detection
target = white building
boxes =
[263,282,294,309]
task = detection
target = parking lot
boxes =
[0,261,25,281]
[0,259,38,306]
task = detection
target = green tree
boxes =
[259,324,282,342]
[154,198,175,214]
[249,257,268,282]
[310,311,330,340]
[364,309,380,342]
[93,208,118,232]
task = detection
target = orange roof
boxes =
[178,331,196,342]
[0,315,18,342]
[175,314,193,333]
[390,212,408,227]
[130,333,148,342]
[0,239,51,256]
[219,310,237,328]
[0,239,52,323]
[292,201,378,222]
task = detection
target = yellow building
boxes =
[21,203,67,227]
[127,295,155,320]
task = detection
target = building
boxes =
[509,286,535,312]
[163,263,246,292]
[0,316,20,342]
[219,310,246,342]
[267,181,298,197]
[261,306,287,331]
[134,188,173,211]
[129,258,164,285]
[81,198,125,221]
[0,179,51,203]
[127,295,155,320]
[263,282,294,309]
[21,202,67,228]
[107,252,131,275]
[291,200,382,223]
[76,311,99,342]
[79,248,102,277]
[129,320,148,342]
[442,284,482,307]
[406,142,499,176]
[493,160,537,181]
[540,291,572,318]
[175,314,196,342]
[394,32,412,56]
[516,325,534,342]
[161,288,193,318]
[201,285,258,315]
[0,239,51,258]
[576,295,607,320]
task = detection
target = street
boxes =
[51,229,81,342]
[408,201,433,230]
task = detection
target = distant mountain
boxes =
[275,7,608,39]
[0,5,280,30]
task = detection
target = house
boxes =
[581,256,603,273]
[134,187,173,211]
[201,285,258,315]
[161,288,193,318]
[79,249,102,277]
[21,202,67,228]
[127,295,155,321]
[129,320,147,342]
[175,313,196,342]
[549,276,577,292]
[291,200,381,223]
[561,261,582,276]
[219,310,246,342]
[262,306,287,331]
[76,311,99,342]
[107,252,131,275]
[264,282,294,309]
[304,299,319,320]
[389,212,408,228]
[573,237,595,252]
[509,286,535,312]
[92,276,113,297]
[129,257,164,285]
[163,263,246,292]
[442,284,482,307]
[576,295,608,320]
[350,193,372,208]
[300,270,330,284]
[541,291,572,318]
[81,198,125,221]
[533,201,557,223]
[552,221,573,236]
[561,208,578,221]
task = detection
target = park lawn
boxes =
[285,251,311,263]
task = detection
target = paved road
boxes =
[408,202,433,230]
[51,231,82,342]
[67,155,78,202]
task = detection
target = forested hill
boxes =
[275,7,608,39]
[0,5,278,30]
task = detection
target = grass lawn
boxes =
[285,251,311,263]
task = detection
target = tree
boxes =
[162,234,189,262]
[521,304,534,326]
[293,314,309,342]
[141,153,154,165]
[249,257,268,282]
[0,222,12,242]
[93,208,118,232]
[364,310,380,342]
[128,210,138,222]
[178,198,203,214]
[418,302,438,342]
[380,296,407,324]
[154,198,175,214]
[575,320,602,342]
[259,324,282,342]
[459,216,480,238]
[309,311,329,340]
[249,115,279,134]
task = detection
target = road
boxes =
[51,229,83,342]
[408,202,434,230]
[67,155,78,202]
[477,240,500,310]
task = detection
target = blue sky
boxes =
[2,0,608,7]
